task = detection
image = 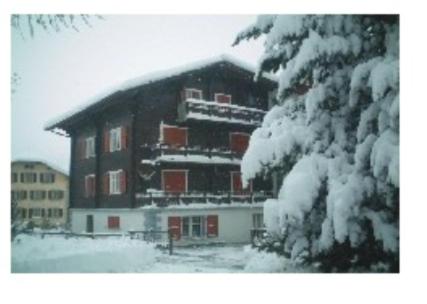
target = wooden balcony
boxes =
[141,144,242,165]
[177,98,266,126]
[135,191,273,208]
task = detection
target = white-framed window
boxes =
[85,136,96,158]
[30,190,46,200]
[21,172,37,183]
[40,172,55,183]
[31,208,43,218]
[109,170,122,195]
[184,88,203,100]
[252,213,264,229]
[109,127,122,152]
[48,190,65,200]
[85,174,96,198]
[181,216,206,238]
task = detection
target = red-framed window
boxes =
[182,88,203,100]
[168,215,219,240]
[161,124,188,148]
[230,132,250,155]
[215,93,232,104]
[84,174,96,198]
[108,216,120,229]
[162,170,187,193]
[231,171,252,194]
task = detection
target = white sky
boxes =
[11,15,265,172]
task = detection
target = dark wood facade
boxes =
[47,58,277,209]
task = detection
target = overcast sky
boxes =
[11,15,265,172]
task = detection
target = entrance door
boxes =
[162,170,187,193]
[86,215,94,233]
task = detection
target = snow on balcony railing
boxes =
[135,190,273,208]
[141,144,242,165]
[178,98,266,126]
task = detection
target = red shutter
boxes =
[90,176,96,197]
[215,94,232,104]
[104,130,110,153]
[163,126,187,147]
[108,216,120,229]
[120,170,127,194]
[168,216,181,240]
[230,133,250,155]
[103,173,110,195]
[231,172,243,194]
[121,126,128,150]
[84,177,89,198]
[163,171,186,193]
[207,215,218,237]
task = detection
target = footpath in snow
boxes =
[11,234,304,273]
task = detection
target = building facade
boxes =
[11,160,69,228]
[46,55,277,244]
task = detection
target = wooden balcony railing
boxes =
[178,98,266,126]
[135,191,273,208]
[141,144,242,165]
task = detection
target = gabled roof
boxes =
[12,159,69,177]
[44,54,278,131]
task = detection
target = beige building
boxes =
[11,160,69,228]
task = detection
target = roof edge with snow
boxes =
[44,54,278,132]
[12,159,69,176]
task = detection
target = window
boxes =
[12,190,27,201]
[24,164,35,169]
[21,172,37,183]
[30,190,46,200]
[191,216,202,237]
[183,88,202,100]
[252,213,264,229]
[85,174,96,198]
[214,93,232,104]
[48,190,65,200]
[21,208,27,219]
[182,217,190,237]
[11,173,18,183]
[40,172,55,183]
[109,127,122,152]
[85,136,96,158]
[162,170,187,193]
[180,216,207,238]
[49,208,63,218]
[108,216,120,229]
[30,208,43,218]
[108,170,126,195]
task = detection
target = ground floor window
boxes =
[108,216,120,229]
[48,208,63,218]
[30,208,43,218]
[169,215,218,240]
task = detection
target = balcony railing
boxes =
[135,191,273,208]
[141,144,242,165]
[178,98,266,126]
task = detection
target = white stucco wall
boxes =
[70,204,263,244]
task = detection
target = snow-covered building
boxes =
[45,55,277,244]
[11,160,69,228]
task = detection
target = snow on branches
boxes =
[236,15,399,268]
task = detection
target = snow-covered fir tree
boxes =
[234,15,399,272]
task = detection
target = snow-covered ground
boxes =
[11,234,305,273]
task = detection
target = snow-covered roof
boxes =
[44,54,278,131]
[12,158,69,176]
